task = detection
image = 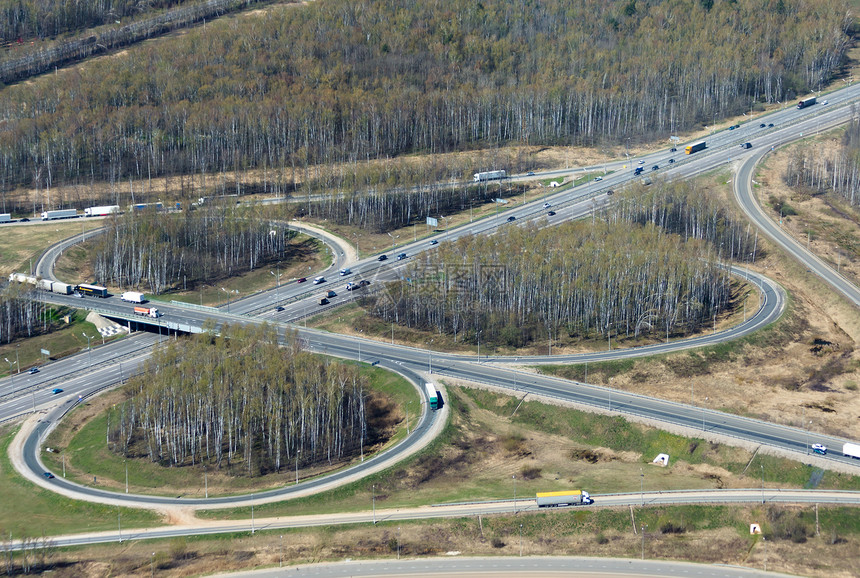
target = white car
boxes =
[313,276,326,284]
[637,160,645,165]
[594,176,602,181]
[821,100,828,105]
[812,443,827,455]
[543,202,551,209]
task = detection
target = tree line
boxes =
[0,0,849,214]
[0,283,54,347]
[109,324,369,475]
[88,204,297,294]
[604,179,761,263]
[300,181,524,233]
[366,218,730,348]
[783,114,860,208]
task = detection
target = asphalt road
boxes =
[5,78,860,513]
[209,557,795,578]
[15,488,860,550]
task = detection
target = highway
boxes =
[3,81,860,515]
[8,488,859,550]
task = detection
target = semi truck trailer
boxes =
[425,383,440,410]
[133,306,161,318]
[121,291,147,303]
[797,97,817,109]
[844,442,860,459]
[75,283,108,297]
[84,205,120,217]
[685,141,706,155]
[473,170,506,182]
[41,209,78,220]
[0,213,10,223]
[536,490,593,507]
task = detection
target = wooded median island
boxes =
[107,325,374,476]
[364,180,756,348]
[0,0,849,212]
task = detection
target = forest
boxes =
[108,324,369,474]
[0,0,850,214]
[0,283,54,346]
[363,179,756,347]
[784,116,860,208]
[88,204,297,294]
[367,218,730,347]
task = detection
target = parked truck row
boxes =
[8,273,73,294]
[38,202,176,220]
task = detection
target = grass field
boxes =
[197,384,860,521]
[0,220,102,279]
[0,425,160,537]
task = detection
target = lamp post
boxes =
[640,468,644,506]
[295,450,301,484]
[15,345,19,374]
[280,535,284,567]
[372,484,376,524]
[702,397,708,431]
[519,523,523,556]
[3,357,15,378]
[761,464,765,504]
[125,459,128,493]
[512,474,517,513]
[270,267,282,303]
[82,332,92,367]
[641,524,647,559]
[151,552,155,577]
[397,527,401,559]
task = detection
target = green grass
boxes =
[43,360,420,497]
[0,308,110,377]
[199,382,860,521]
[0,425,160,536]
[0,220,102,279]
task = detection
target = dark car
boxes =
[606,190,614,196]
[43,472,54,479]
[430,239,438,245]
[507,216,516,222]
[52,388,63,394]
[759,123,766,128]
[397,253,407,260]
[358,279,371,287]
[297,277,307,283]
[275,306,284,312]
[19,218,29,222]
[668,158,675,164]
[651,165,659,171]
[670,147,677,152]
[728,125,735,130]
[547,211,556,216]
[28,367,39,374]
[377,254,388,261]
[740,142,752,149]
[768,123,774,128]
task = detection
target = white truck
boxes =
[0,213,10,223]
[41,209,78,220]
[84,205,120,217]
[473,170,506,182]
[536,490,593,507]
[844,442,860,459]
[121,291,147,304]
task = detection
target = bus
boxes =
[425,383,440,410]
[473,170,506,182]
[685,141,706,155]
[797,97,816,109]
[75,283,108,297]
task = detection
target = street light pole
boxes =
[513,475,517,513]
[640,468,644,506]
[82,332,92,367]
[641,524,647,559]
[372,484,376,524]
